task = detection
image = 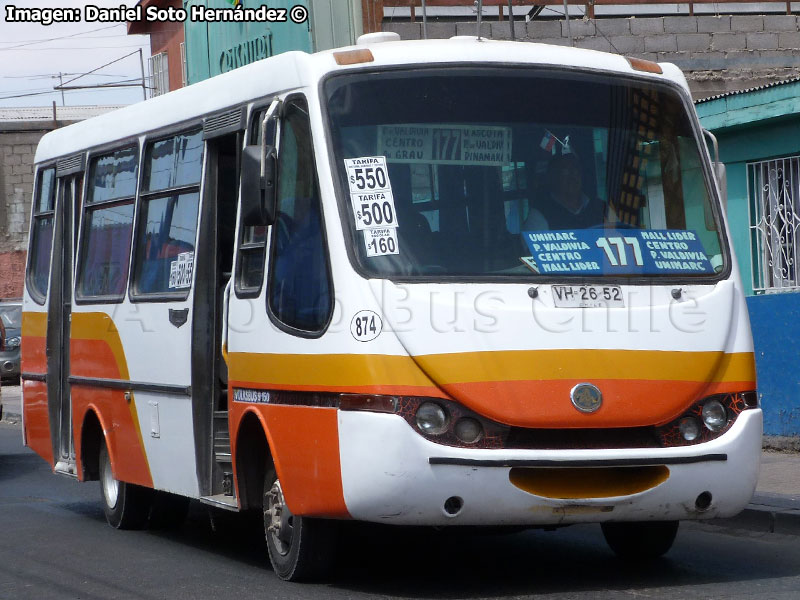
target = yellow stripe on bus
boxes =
[71,312,131,380]
[228,350,755,387]
[22,311,47,337]
[228,352,436,388]
[415,349,755,384]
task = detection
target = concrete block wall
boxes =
[0,251,26,299]
[383,15,800,99]
[0,124,52,299]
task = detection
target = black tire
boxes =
[149,490,190,530]
[262,467,336,582]
[99,442,152,530]
[601,520,679,560]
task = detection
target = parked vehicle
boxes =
[22,35,760,582]
[0,301,21,385]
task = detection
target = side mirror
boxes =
[241,144,277,226]
[702,128,727,213]
[713,162,727,213]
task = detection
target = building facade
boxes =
[697,79,800,438]
[183,0,362,84]
[128,0,187,95]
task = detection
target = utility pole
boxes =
[563,0,573,46]
[139,49,147,100]
[58,72,65,106]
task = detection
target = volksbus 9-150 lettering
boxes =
[21,33,760,581]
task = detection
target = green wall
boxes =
[697,82,800,436]
[696,83,800,297]
[183,0,361,85]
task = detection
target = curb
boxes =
[708,493,800,536]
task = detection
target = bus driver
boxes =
[524,152,608,230]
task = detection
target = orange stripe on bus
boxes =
[440,379,754,428]
[71,387,154,488]
[21,312,47,373]
[71,312,130,379]
[70,313,151,484]
[226,350,755,428]
[230,403,349,518]
[22,379,54,467]
[21,313,52,464]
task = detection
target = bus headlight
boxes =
[454,418,483,444]
[5,336,20,349]
[340,394,507,449]
[678,417,700,441]
[656,391,756,447]
[416,402,449,435]
[701,400,728,432]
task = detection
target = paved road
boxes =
[3,422,800,599]
[0,385,20,422]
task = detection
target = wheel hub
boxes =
[101,452,119,509]
[265,479,293,556]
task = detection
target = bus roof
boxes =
[34,38,685,164]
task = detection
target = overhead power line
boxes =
[1,73,133,80]
[0,33,147,45]
[58,50,142,88]
[0,24,125,51]
[4,43,149,51]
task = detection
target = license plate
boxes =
[551,285,624,308]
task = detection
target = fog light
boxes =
[702,400,728,432]
[679,417,700,441]
[416,402,448,435]
[454,418,483,444]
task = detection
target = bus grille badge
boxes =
[571,383,603,414]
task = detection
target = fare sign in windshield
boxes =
[521,230,715,275]
[377,124,512,166]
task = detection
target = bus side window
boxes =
[267,98,333,334]
[131,130,203,297]
[76,147,138,300]
[27,167,57,304]
[235,106,274,296]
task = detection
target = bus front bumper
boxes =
[337,409,762,526]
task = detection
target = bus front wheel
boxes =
[262,469,336,582]
[601,520,679,560]
[99,442,152,530]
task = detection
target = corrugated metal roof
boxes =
[0,105,124,122]
[695,77,800,104]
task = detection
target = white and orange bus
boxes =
[22,33,761,581]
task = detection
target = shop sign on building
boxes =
[184,0,361,84]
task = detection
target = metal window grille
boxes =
[148,52,170,97]
[748,155,800,292]
[180,42,187,88]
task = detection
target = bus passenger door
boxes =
[193,118,243,504]
[49,171,81,475]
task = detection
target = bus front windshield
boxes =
[324,68,725,280]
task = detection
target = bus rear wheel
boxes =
[601,520,679,560]
[99,442,152,530]
[262,469,336,582]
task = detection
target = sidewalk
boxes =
[2,385,798,532]
[712,450,800,535]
